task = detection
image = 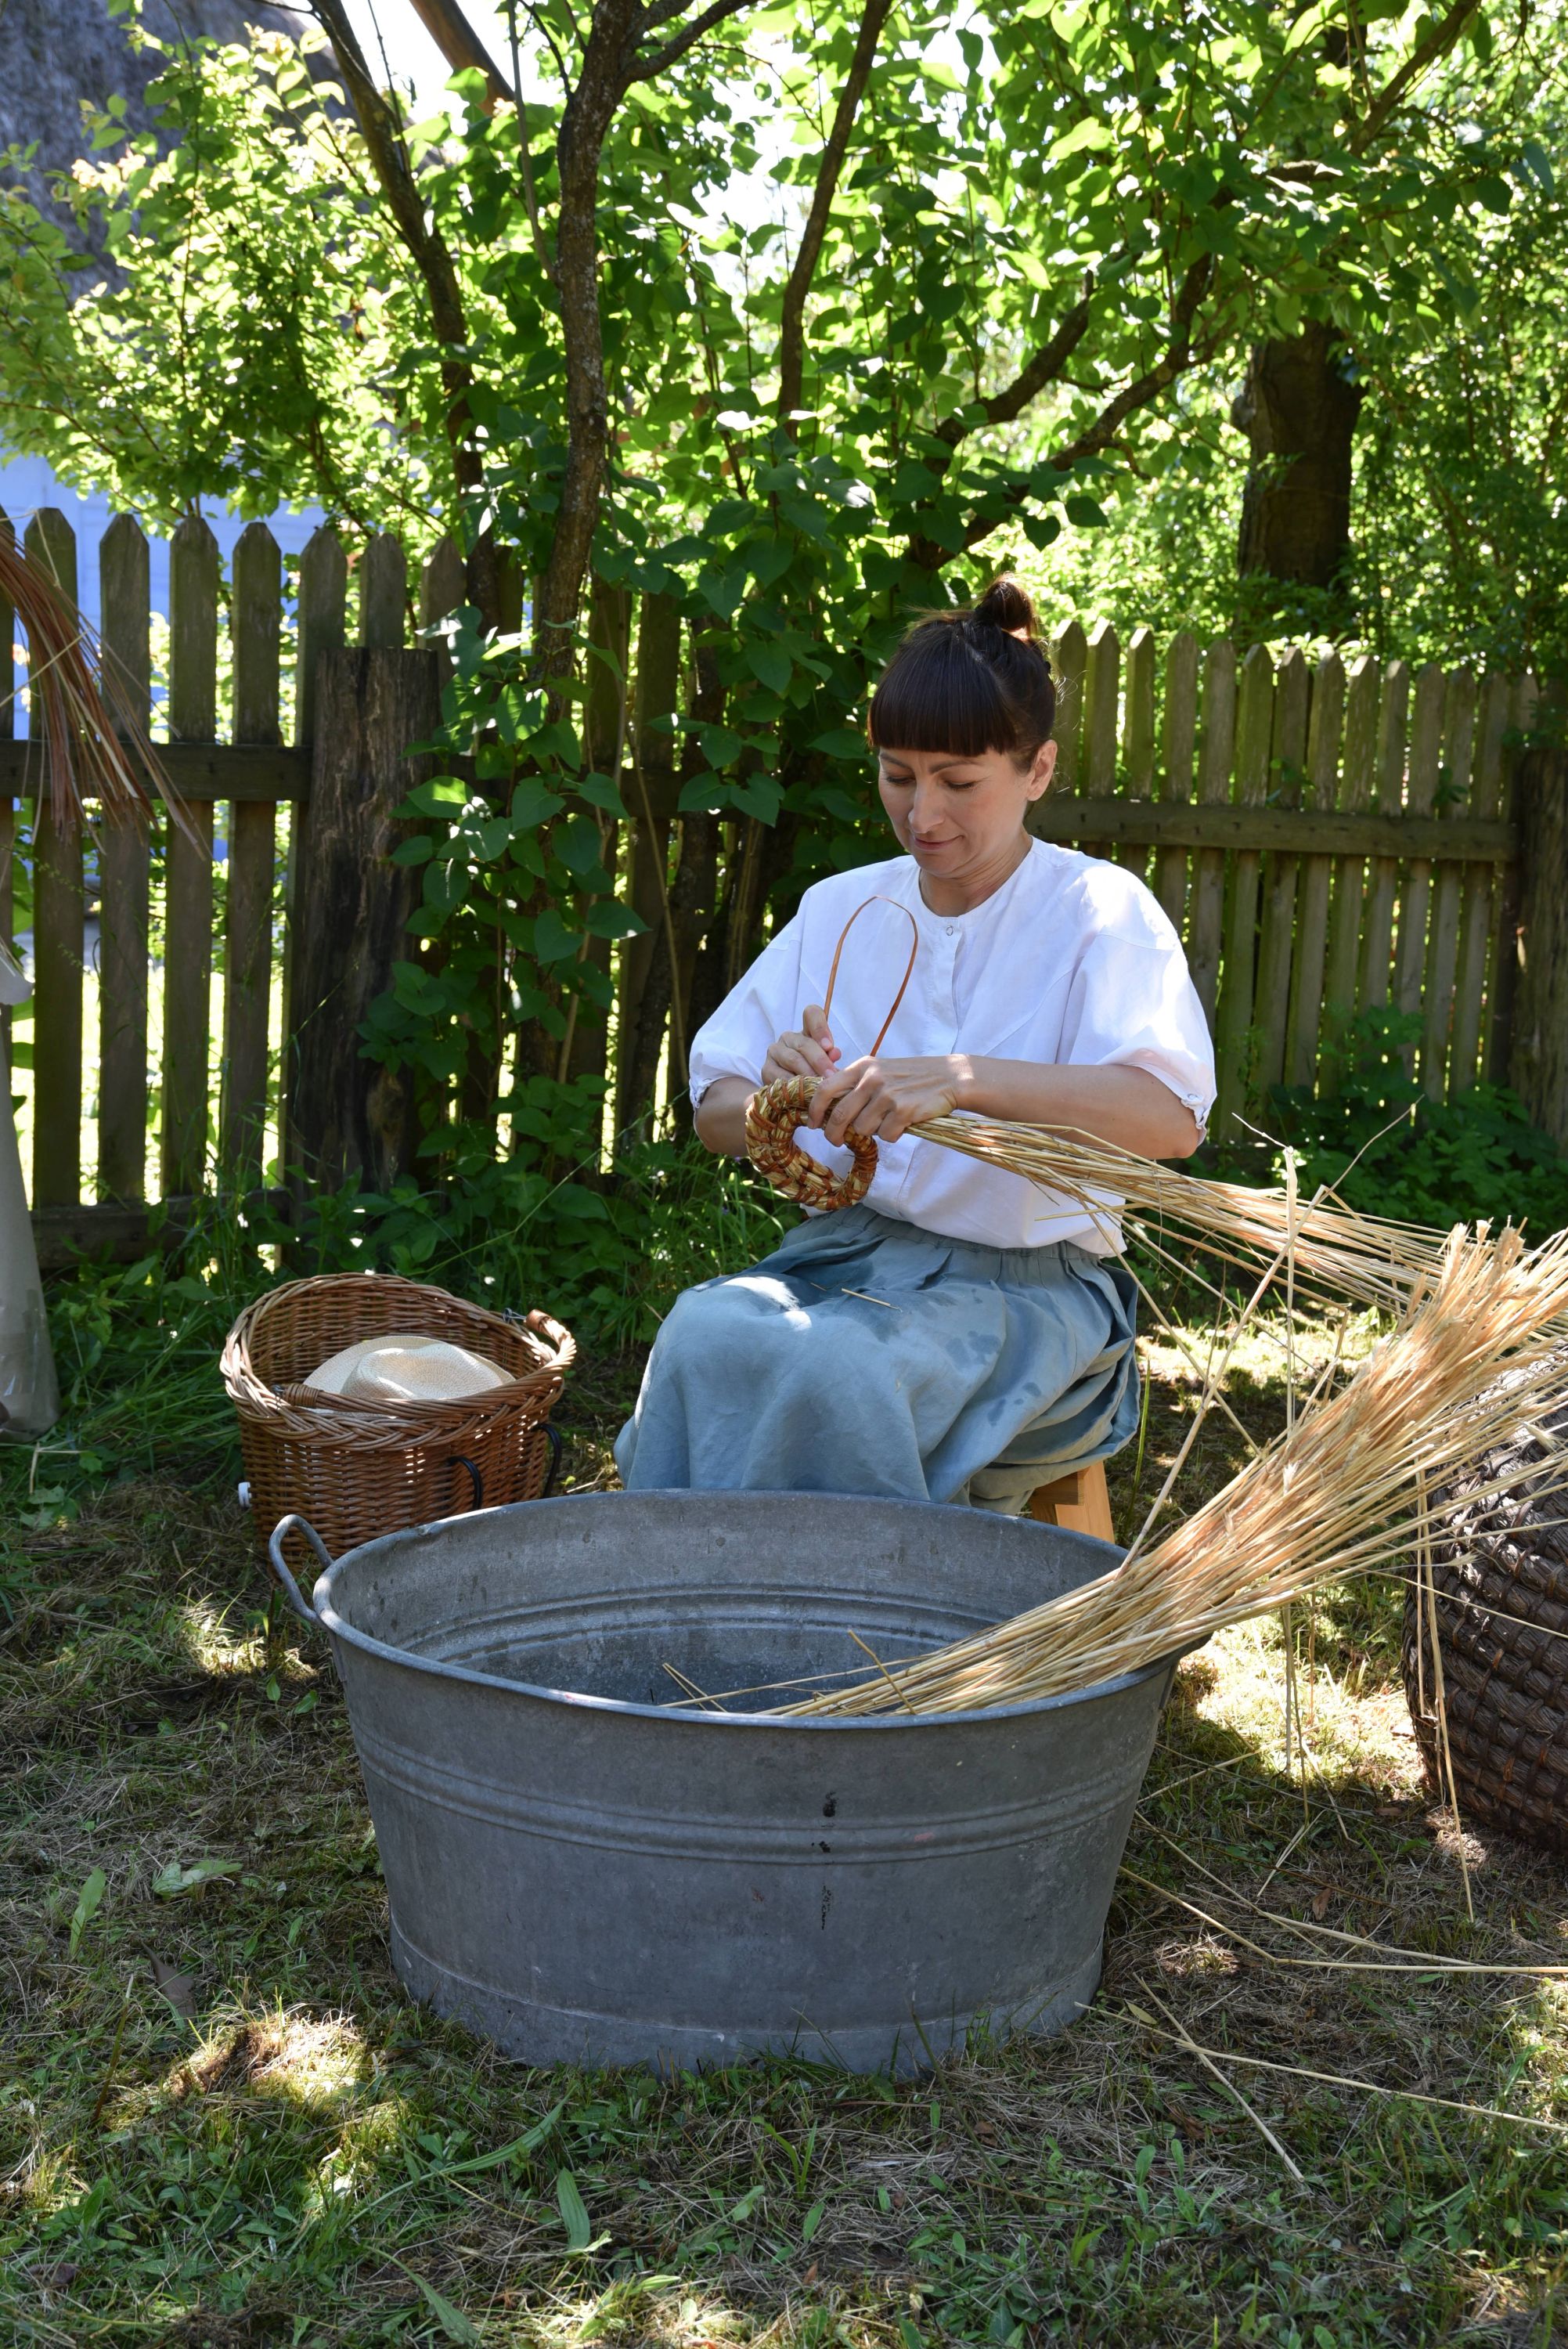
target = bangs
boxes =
[867,627,1021,759]
[868,625,1028,752]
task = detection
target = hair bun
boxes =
[972,576,1037,638]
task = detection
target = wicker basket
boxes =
[1401,1374,1568,1851]
[223,1275,575,1569]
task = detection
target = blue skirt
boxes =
[614,1203,1139,1513]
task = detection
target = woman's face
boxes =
[876,739,1057,890]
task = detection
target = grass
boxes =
[5,1254,1568,2346]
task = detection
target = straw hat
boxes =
[306,1332,509,1405]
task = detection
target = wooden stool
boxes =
[1029,1460,1116,1543]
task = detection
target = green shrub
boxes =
[1264,1008,1568,1236]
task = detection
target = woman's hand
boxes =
[761,1002,840,1087]
[809,1054,970,1146]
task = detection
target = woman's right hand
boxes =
[761,1003,841,1088]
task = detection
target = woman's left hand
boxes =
[808,1055,970,1146]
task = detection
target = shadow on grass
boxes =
[5,1470,1568,2347]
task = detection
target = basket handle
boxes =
[267,1514,334,1627]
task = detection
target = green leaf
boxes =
[556,2169,593,2251]
[802,2199,825,2242]
[404,774,469,815]
[510,779,564,831]
[69,1867,106,1956]
[1472,174,1512,215]
[390,837,434,867]
[1064,495,1107,529]
[575,770,628,816]
[746,643,791,695]
[556,815,604,877]
[532,907,581,963]
[583,901,647,940]
[408,2274,481,2345]
[811,726,868,760]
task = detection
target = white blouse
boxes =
[688,839,1217,1254]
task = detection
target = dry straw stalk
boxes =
[776,1214,1568,1717]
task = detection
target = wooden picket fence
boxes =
[0,507,1545,1268]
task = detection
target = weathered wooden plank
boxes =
[30,1189,291,1272]
[1185,640,1237,1027]
[620,589,683,1132]
[1450,670,1510,1091]
[224,520,281,1188]
[0,740,308,803]
[25,509,84,1210]
[294,525,348,750]
[1051,619,1087,796]
[1253,647,1309,1101]
[1392,662,1445,1072]
[1213,643,1274,1138]
[1155,629,1197,933]
[286,650,439,1191]
[1321,655,1379,1056]
[161,514,219,1200]
[1357,661,1409,1012]
[419,534,466,679]
[1508,733,1568,1148]
[568,577,629,1093]
[98,514,152,1201]
[1080,619,1119,859]
[359,532,408,650]
[0,511,14,1055]
[1119,624,1155,879]
[1285,652,1346,1089]
[1422,667,1475,1098]
[1487,674,1538,1085]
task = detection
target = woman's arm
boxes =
[696,1017,1203,1161]
[806,1052,1202,1159]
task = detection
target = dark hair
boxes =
[867,577,1056,763]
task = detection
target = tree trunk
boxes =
[1507,745,1568,1149]
[286,648,439,1193]
[1233,323,1364,591]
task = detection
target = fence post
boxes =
[285,647,440,1193]
[1507,738,1568,1149]
[26,509,83,1211]
[99,514,152,1202]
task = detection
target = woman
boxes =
[615,579,1215,1512]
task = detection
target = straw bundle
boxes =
[747,1077,1451,1315]
[0,530,182,832]
[779,1225,1568,1716]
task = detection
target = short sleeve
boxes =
[687,912,806,1107]
[1057,892,1217,1134]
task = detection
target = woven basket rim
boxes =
[220,1273,575,1445]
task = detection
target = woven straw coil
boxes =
[222,1274,574,1565]
[1402,1366,1568,1851]
[745,1076,880,1211]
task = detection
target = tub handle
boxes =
[266,1514,335,1627]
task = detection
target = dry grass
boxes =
[5,1323,1568,2346]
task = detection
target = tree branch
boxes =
[907,253,1217,569]
[1349,0,1481,152]
[308,0,501,624]
[776,0,896,425]
[406,0,513,108]
[627,0,759,83]
[934,274,1098,448]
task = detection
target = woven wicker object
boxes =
[745,1077,881,1211]
[223,1275,575,1567]
[1402,1375,1568,1851]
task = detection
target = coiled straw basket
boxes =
[223,1275,575,1569]
[1402,1373,1568,1852]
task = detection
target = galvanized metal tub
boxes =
[269,1490,1177,2075]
